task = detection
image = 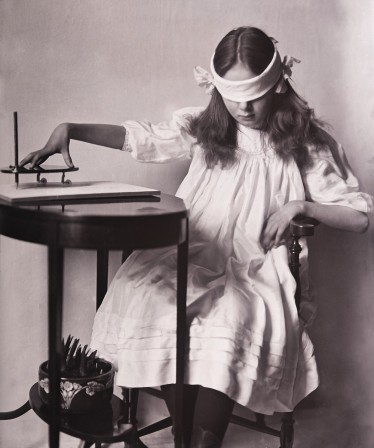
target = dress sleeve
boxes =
[121,106,204,163]
[301,139,373,214]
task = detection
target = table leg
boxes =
[48,244,64,448]
[96,249,109,310]
[175,219,189,448]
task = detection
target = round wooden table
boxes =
[0,193,189,447]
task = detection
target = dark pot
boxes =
[38,359,114,414]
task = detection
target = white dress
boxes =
[90,107,372,414]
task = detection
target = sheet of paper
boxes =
[0,181,160,203]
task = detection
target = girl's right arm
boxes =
[19,123,126,168]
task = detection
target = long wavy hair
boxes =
[187,26,329,168]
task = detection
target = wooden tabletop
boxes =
[0,193,188,249]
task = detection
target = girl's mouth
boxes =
[238,114,255,120]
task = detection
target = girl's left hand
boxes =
[261,200,306,251]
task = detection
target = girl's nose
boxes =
[238,101,253,112]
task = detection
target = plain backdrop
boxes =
[1,1,373,447]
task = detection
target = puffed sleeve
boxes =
[301,139,373,214]
[121,106,204,163]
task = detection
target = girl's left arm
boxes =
[261,200,369,251]
[304,201,369,232]
[262,139,373,251]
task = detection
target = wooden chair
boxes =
[118,217,317,448]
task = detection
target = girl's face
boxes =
[221,62,275,129]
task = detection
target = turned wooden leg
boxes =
[280,412,294,448]
[121,388,150,448]
[121,387,139,424]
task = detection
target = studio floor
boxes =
[103,408,345,448]
[57,390,370,448]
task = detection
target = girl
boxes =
[20,27,372,447]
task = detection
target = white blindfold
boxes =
[194,43,300,102]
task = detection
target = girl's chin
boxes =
[237,118,261,129]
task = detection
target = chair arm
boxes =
[288,218,318,312]
[289,217,319,238]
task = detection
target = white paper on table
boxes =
[0,181,160,203]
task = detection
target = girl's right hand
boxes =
[19,123,74,169]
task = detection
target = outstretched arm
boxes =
[19,123,126,168]
[261,200,369,251]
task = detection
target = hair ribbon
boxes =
[193,66,215,95]
[275,55,301,94]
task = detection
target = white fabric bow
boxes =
[275,55,301,93]
[193,65,215,95]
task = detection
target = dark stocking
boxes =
[191,386,235,446]
[161,384,199,446]
[161,385,234,447]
